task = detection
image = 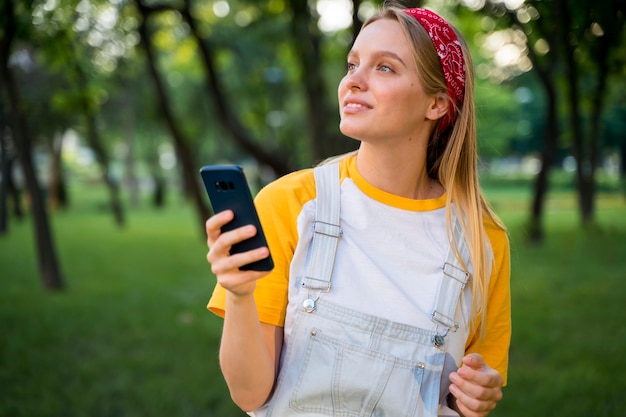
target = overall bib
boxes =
[261,164,473,417]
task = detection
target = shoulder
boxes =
[255,167,316,211]
[255,155,353,207]
[254,167,318,257]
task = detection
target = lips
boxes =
[342,99,371,113]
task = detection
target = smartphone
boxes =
[199,165,274,271]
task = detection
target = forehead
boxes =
[352,18,413,58]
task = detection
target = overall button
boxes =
[303,298,316,313]
[433,335,445,347]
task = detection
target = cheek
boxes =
[337,77,348,100]
[389,88,423,113]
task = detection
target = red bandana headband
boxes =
[403,8,466,132]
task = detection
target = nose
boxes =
[343,68,366,91]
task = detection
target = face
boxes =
[338,18,437,144]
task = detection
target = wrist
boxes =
[226,289,256,304]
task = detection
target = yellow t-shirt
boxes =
[208,155,511,383]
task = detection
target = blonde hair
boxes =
[355,4,506,339]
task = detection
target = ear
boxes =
[425,93,450,122]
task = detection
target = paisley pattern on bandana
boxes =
[403,8,466,132]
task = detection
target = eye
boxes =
[347,61,357,71]
[378,64,393,73]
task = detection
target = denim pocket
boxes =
[289,327,427,417]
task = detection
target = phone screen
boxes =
[200,165,274,271]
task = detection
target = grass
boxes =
[485,184,626,417]
[1,178,625,417]
[0,191,246,417]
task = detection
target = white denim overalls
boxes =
[260,163,474,417]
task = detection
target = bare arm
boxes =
[206,210,283,411]
[219,296,283,411]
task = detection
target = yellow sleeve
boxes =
[465,222,512,385]
[207,169,317,327]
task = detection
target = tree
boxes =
[29,0,128,227]
[0,0,65,290]
[135,0,211,233]
[179,0,296,174]
[286,0,357,162]
[558,0,626,224]
[465,0,626,237]
[474,1,562,242]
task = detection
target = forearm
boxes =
[219,292,277,411]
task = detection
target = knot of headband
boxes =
[403,8,466,131]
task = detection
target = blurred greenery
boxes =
[0,188,246,416]
[1,1,626,414]
[1,175,625,416]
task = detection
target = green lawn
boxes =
[486,184,626,417]
[1,180,625,417]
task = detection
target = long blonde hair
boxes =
[356,4,506,338]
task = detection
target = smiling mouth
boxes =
[344,102,371,111]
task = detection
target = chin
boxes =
[339,123,365,142]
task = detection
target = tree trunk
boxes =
[619,138,626,177]
[0,0,65,290]
[136,0,211,233]
[557,0,593,225]
[507,5,560,242]
[48,131,69,210]
[529,77,558,243]
[287,0,355,161]
[0,130,9,235]
[146,147,166,208]
[619,138,626,198]
[69,56,125,227]
[8,156,24,219]
[584,61,609,227]
[82,108,125,226]
[177,1,294,175]
[122,88,140,207]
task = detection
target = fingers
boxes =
[449,368,502,401]
[206,220,267,272]
[206,210,258,262]
[448,356,504,417]
[209,245,270,276]
[206,210,234,245]
[449,382,498,417]
[461,353,486,369]
[456,355,503,388]
[205,211,271,294]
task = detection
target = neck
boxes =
[355,142,442,200]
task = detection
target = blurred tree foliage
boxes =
[1,0,625,289]
[455,0,626,239]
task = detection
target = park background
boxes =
[1,0,625,416]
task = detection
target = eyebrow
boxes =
[347,50,408,68]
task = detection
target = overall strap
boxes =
[301,163,342,292]
[431,210,471,346]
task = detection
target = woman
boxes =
[205,4,511,417]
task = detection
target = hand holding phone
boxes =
[200,165,274,271]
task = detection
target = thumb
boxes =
[461,353,486,370]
